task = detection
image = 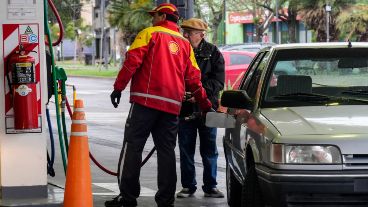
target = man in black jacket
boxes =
[177,18,225,198]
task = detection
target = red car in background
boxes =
[221,50,257,89]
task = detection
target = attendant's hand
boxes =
[187,97,196,103]
[110,90,122,108]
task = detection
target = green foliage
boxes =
[65,21,78,40]
[336,4,368,41]
[108,0,153,43]
[299,0,356,41]
[48,0,83,29]
[64,20,94,46]
[194,0,224,44]
[50,23,62,42]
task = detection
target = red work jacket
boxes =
[114,20,211,115]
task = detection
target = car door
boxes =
[225,51,270,180]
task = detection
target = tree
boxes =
[63,19,93,62]
[336,4,368,41]
[258,0,304,43]
[299,0,353,42]
[226,0,252,11]
[108,0,153,63]
[194,0,224,44]
[252,0,275,42]
[48,0,83,29]
[225,0,275,43]
[108,0,153,45]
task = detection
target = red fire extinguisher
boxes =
[8,52,38,130]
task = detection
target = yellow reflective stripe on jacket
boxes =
[154,26,185,39]
[129,28,153,51]
[128,25,199,71]
[129,26,187,51]
[189,47,200,70]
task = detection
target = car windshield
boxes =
[263,48,368,108]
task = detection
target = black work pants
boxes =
[118,103,178,207]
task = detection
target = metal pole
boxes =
[104,30,108,69]
[61,41,64,62]
[74,35,77,63]
[305,27,308,43]
[326,2,330,42]
[113,29,116,66]
[275,0,280,44]
[92,1,96,65]
[187,0,194,18]
[223,0,226,44]
[99,0,105,69]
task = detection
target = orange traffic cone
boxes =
[64,99,93,207]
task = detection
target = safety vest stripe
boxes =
[189,47,200,70]
[72,120,86,124]
[71,132,88,136]
[129,26,187,52]
[153,28,187,41]
[131,92,181,105]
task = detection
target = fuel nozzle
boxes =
[184,112,201,121]
[184,92,192,101]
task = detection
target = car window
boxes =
[239,53,264,90]
[245,52,270,99]
[262,48,368,108]
[229,54,253,66]
[237,52,263,88]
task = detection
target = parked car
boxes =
[220,42,275,53]
[213,43,368,207]
[221,50,257,89]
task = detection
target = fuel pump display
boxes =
[9,53,38,130]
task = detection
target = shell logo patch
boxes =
[168,41,179,55]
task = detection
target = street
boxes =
[48,76,228,206]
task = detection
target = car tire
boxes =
[226,162,242,207]
[241,166,264,207]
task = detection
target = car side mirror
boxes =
[221,90,253,110]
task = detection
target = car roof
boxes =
[221,42,275,51]
[221,50,257,56]
[264,42,368,51]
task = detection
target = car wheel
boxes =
[226,162,242,206]
[241,166,264,207]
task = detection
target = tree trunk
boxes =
[212,28,218,45]
[287,8,297,43]
[118,32,127,68]
[254,26,261,42]
[211,9,223,45]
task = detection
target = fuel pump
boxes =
[8,49,39,130]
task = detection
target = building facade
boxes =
[224,10,312,45]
